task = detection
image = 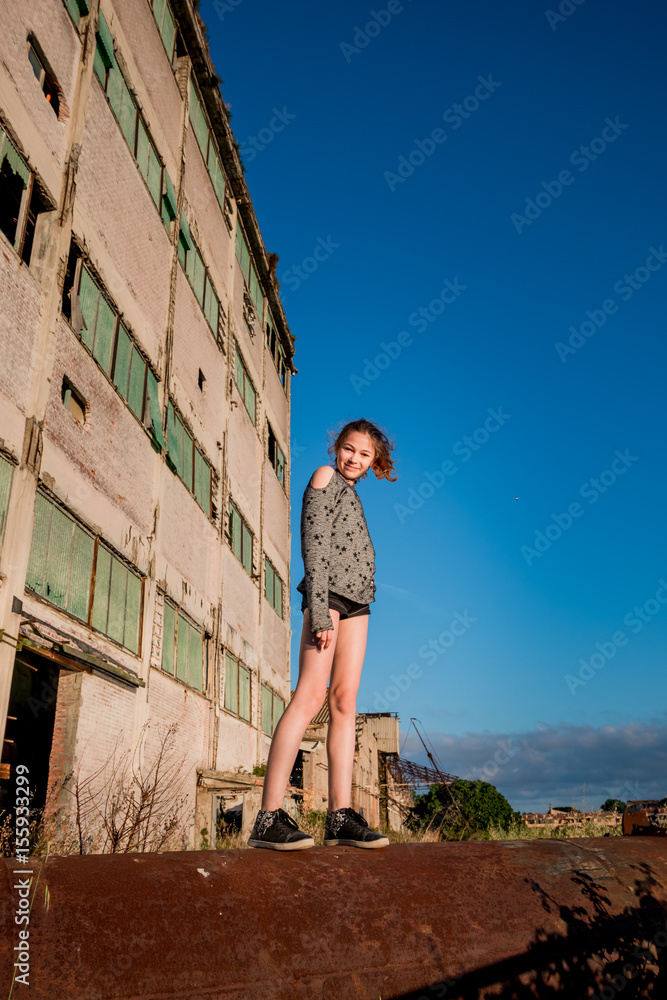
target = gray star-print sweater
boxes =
[296,466,376,633]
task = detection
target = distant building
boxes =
[0,0,296,849]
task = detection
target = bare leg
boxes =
[260,607,341,811]
[326,614,369,811]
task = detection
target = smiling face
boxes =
[336,431,375,484]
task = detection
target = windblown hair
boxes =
[327,418,398,482]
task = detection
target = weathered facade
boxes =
[0,0,296,848]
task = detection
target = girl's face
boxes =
[336,432,375,483]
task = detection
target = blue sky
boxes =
[204,0,667,812]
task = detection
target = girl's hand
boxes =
[314,629,334,651]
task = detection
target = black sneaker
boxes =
[247,808,315,851]
[324,807,389,849]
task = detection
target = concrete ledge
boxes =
[2,837,667,999]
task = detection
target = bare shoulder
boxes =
[310,465,335,490]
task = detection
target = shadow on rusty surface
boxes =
[395,863,667,999]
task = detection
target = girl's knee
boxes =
[328,687,357,717]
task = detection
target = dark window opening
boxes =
[28,40,60,118]
[198,369,206,391]
[0,140,30,252]
[289,749,304,790]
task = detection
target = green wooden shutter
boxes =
[25,492,52,595]
[68,525,94,621]
[0,456,13,552]
[113,323,132,400]
[239,665,250,721]
[127,347,146,418]
[241,522,252,575]
[145,369,164,450]
[176,613,188,682]
[261,684,272,735]
[92,545,112,633]
[224,654,238,713]
[162,601,175,674]
[188,626,203,691]
[124,570,142,654]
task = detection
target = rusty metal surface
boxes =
[2,838,667,999]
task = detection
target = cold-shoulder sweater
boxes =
[295,466,376,633]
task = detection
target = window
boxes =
[62,0,90,24]
[149,0,177,63]
[177,212,220,336]
[264,557,283,618]
[228,500,253,576]
[25,492,143,654]
[28,41,60,117]
[223,652,250,721]
[233,345,256,424]
[0,126,31,254]
[267,424,285,487]
[93,12,175,230]
[165,402,212,516]
[188,78,226,211]
[266,311,288,389]
[235,225,263,319]
[62,249,165,449]
[161,599,204,692]
[26,492,95,622]
[92,544,142,654]
[0,455,14,554]
[61,378,86,424]
[261,683,284,736]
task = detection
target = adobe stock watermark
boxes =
[384,75,501,192]
[370,610,477,712]
[521,449,638,566]
[511,117,628,234]
[350,276,467,394]
[340,0,415,63]
[555,245,667,362]
[565,579,667,695]
[545,0,587,31]
[279,236,340,293]
[394,407,511,524]
[211,0,244,22]
[590,920,667,1000]
[240,107,296,163]
[462,738,522,783]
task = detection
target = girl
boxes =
[248,418,397,850]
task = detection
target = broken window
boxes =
[264,556,283,618]
[62,0,90,24]
[61,378,86,424]
[267,423,285,487]
[25,492,95,623]
[228,500,253,576]
[233,345,256,424]
[28,40,60,118]
[0,127,31,253]
[235,225,263,319]
[91,543,142,654]
[0,455,14,554]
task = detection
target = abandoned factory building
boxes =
[0,0,316,847]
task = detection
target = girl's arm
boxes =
[301,468,336,635]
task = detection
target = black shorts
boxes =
[301,589,371,621]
